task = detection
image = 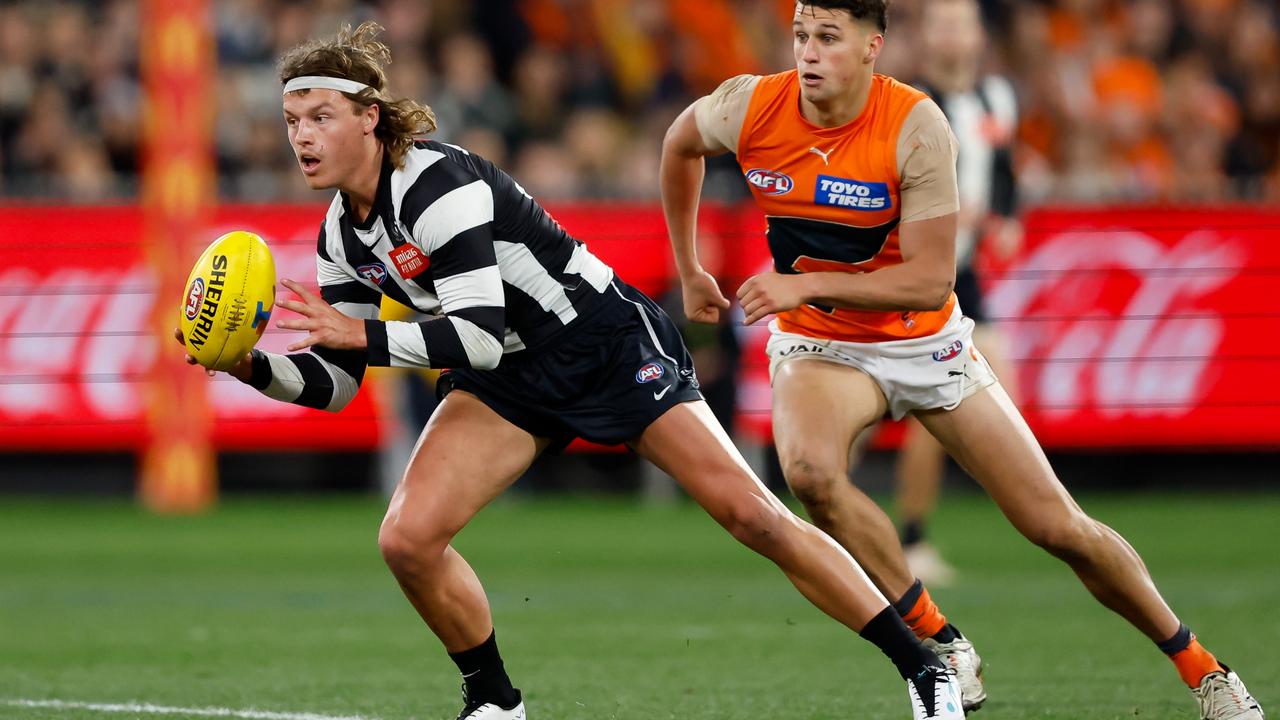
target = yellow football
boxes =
[179,231,276,371]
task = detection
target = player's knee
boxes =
[378,516,453,577]
[782,456,841,515]
[721,494,792,553]
[1026,512,1100,562]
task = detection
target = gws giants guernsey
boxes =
[696,71,961,343]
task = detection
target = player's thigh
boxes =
[771,358,888,478]
[631,400,786,525]
[385,390,548,539]
[913,383,1082,534]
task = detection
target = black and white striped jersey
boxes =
[916,76,1018,269]
[243,139,615,412]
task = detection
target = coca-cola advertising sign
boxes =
[0,206,383,451]
[987,208,1280,448]
[0,205,1276,451]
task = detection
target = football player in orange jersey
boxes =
[659,2,1263,718]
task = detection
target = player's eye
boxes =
[315,115,328,123]
[285,117,297,127]
[822,34,837,43]
[795,32,808,42]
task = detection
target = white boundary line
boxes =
[1,699,378,720]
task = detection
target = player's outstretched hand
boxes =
[681,269,731,324]
[275,279,367,352]
[172,327,252,380]
[737,271,807,325]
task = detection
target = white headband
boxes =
[283,75,371,96]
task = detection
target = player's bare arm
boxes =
[660,102,730,324]
[738,211,958,325]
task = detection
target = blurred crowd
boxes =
[0,0,1277,204]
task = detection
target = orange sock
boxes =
[896,582,948,640]
[1170,637,1225,688]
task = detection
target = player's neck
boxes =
[800,70,873,128]
[341,143,385,223]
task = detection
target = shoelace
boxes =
[910,667,958,716]
[1198,674,1255,719]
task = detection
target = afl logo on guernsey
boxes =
[746,168,794,196]
[184,277,206,321]
[357,263,388,285]
[815,175,891,210]
[635,362,666,384]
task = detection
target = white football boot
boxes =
[454,687,525,720]
[903,542,958,587]
[908,666,965,719]
[924,633,986,713]
[1193,665,1263,720]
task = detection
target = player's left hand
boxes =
[275,279,367,352]
[737,272,808,325]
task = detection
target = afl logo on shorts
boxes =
[932,340,963,362]
[635,362,666,384]
[357,263,388,285]
[184,277,206,321]
[746,168,794,196]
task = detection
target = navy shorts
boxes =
[440,279,703,449]
[954,267,988,324]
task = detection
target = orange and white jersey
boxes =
[695,71,960,343]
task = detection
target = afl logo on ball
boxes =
[357,263,388,286]
[746,168,794,196]
[635,362,665,384]
[184,277,206,321]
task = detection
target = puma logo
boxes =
[809,146,834,165]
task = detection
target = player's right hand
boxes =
[172,327,253,381]
[681,269,731,324]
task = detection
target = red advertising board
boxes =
[0,205,382,452]
[984,207,1280,448]
[1,204,1277,452]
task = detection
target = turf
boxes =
[2,491,1277,720]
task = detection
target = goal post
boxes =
[139,0,218,512]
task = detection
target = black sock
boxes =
[448,631,519,708]
[901,519,926,547]
[860,605,945,680]
[1157,623,1193,656]
[930,623,961,644]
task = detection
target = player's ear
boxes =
[362,102,379,136]
[865,31,884,63]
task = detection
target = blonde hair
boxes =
[278,21,436,167]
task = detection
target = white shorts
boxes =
[766,308,997,420]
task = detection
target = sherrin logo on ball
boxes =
[179,231,276,371]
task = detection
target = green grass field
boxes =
[2,492,1277,720]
